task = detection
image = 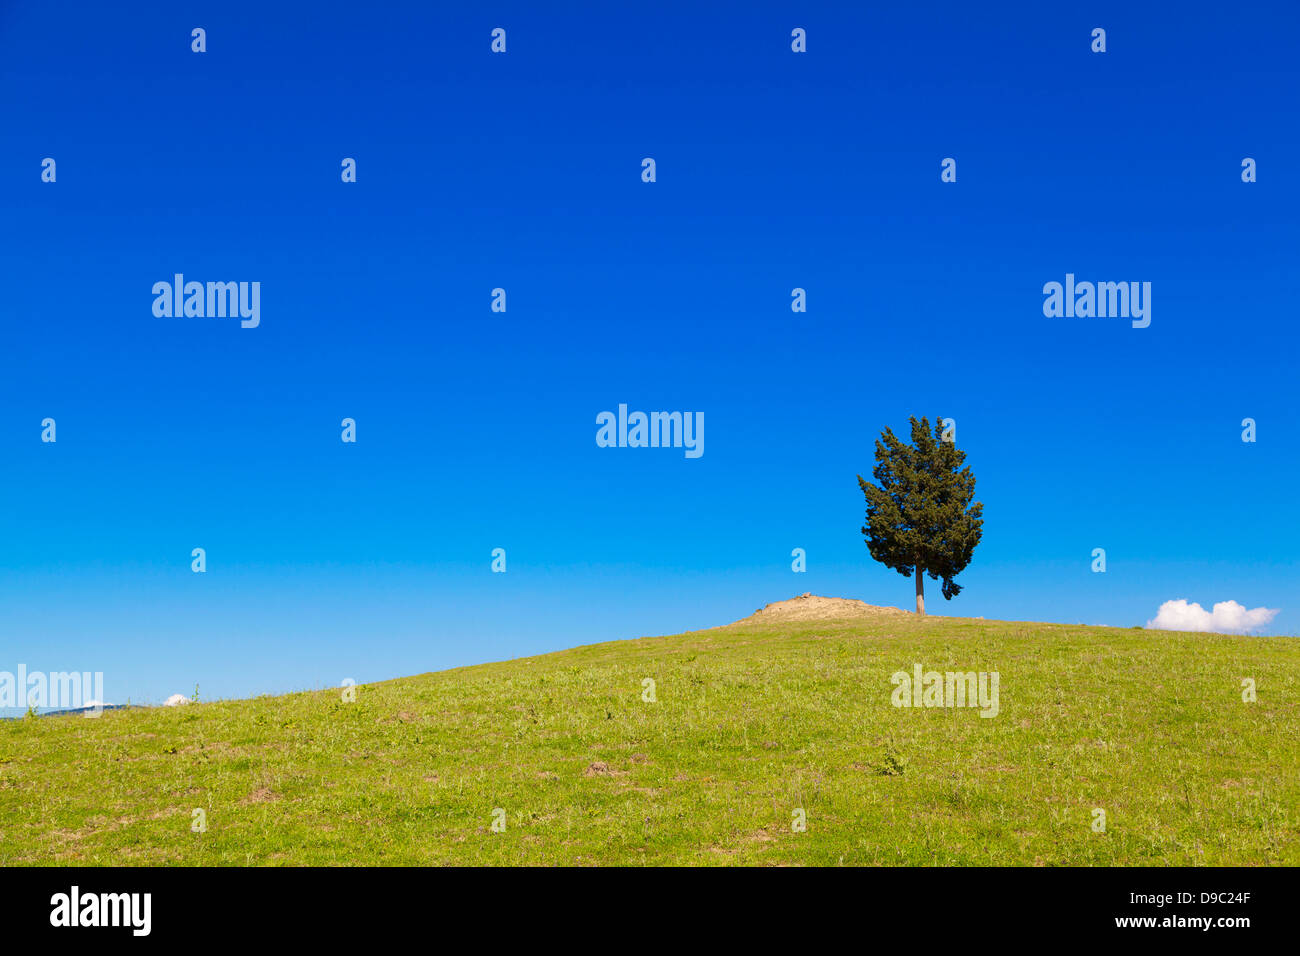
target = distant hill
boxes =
[0,704,131,721]
[2,599,1296,865]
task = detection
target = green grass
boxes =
[2,612,1296,865]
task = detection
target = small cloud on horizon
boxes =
[1147,599,1279,635]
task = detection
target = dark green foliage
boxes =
[858,415,983,602]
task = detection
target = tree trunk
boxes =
[915,564,926,616]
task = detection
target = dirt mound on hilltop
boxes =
[730,593,908,625]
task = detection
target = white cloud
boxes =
[1147,599,1279,635]
[163,693,189,706]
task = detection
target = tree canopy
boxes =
[857,416,983,614]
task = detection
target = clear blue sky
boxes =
[2,1,1297,708]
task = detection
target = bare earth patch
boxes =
[728,593,907,626]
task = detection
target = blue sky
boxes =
[2,1,1297,708]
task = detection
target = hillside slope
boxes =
[2,600,1297,866]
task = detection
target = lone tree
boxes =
[857,415,983,616]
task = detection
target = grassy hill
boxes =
[2,597,1297,866]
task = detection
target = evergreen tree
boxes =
[857,416,983,615]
